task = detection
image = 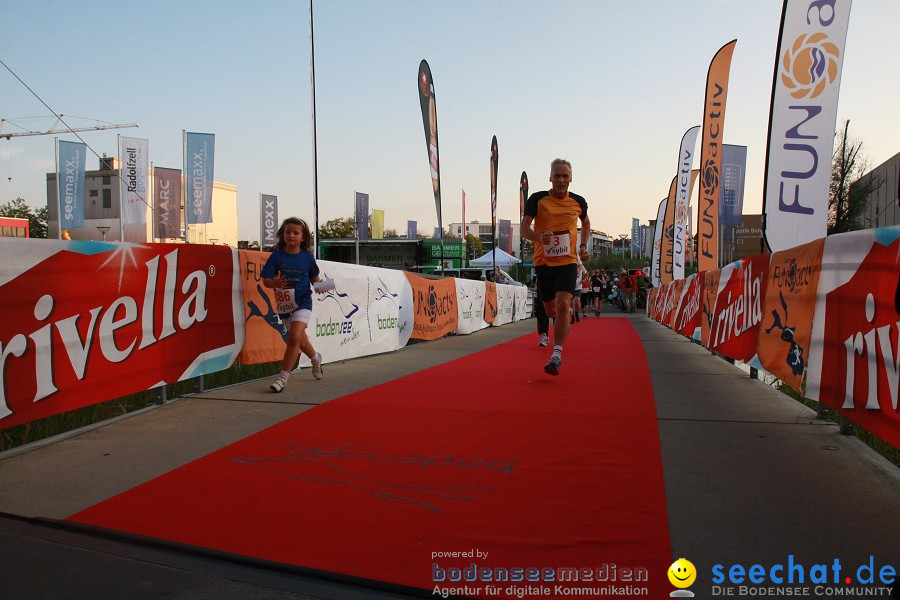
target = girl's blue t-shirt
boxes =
[260,248,320,312]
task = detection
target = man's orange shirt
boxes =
[524,191,588,267]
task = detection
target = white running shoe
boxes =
[270,374,288,393]
[311,352,324,380]
[538,333,549,347]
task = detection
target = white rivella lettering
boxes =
[0,249,208,419]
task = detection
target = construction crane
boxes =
[0,115,138,140]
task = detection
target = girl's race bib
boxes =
[274,287,299,315]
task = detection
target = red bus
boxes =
[0,217,30,238]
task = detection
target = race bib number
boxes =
[545,231,571,257]
[593,287,602,293]
[274,287,299,315]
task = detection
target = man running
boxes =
[521,158,591,376]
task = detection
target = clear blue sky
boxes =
[2,1,898,242]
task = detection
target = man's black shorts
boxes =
[535,263,577,300]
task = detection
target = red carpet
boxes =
[69,318,671,597]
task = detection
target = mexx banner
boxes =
[355,192,369,240]
[417,60,442,234]
[763,0,853,252]
[673,126,700,280]
[490,135,499,225]
[697,40,737,272]
[260,194,278,248]
[154,168,182,239]
[631,218,640,257]
[184,132,215,224]
[56,140,86,230]
[119,136,149,224]
[407,220,417,240]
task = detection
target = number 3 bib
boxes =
[545,231,571,257]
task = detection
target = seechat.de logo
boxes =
[780,33,841,99]
[668,558,697,598]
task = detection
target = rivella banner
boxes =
[119,136,150,224]
[697,40,737,272]
[673,126,700,280]
[0,240,244,428]
[705,253,770,365]
[763,0,853,252]
[260,195,278,248]
[56,140,86,230]
[184,132,215,224]
[417,60,442,235]
[806,227,900,448]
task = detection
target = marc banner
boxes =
[154,168,182,239]
[0,240,244,428]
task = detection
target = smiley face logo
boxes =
[668,558,697,588]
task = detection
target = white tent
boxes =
[469,248,520,267]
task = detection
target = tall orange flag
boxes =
[697,40,736,272]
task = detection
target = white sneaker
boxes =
[311,352,324,380]
[538,334,549,347]
[270,374,288,393]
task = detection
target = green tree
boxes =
[829,120,881,234]
[318,216,356,239]
[383,228,398,238]
[465,233,483,260]
[0,197,48,238]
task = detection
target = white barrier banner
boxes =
[302,261,413,366]
[454,277,488,335]
[493,284,516,327]
[513,286,528,321]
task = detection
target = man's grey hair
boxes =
[550,158,572,173]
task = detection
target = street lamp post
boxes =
[96,226,110,241]
[619,234,629,260]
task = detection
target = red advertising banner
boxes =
[0,239,243,428]
[237,249,287,365]
[647,287,659,320]
[404,273,458,341]
[662,279,685,328]
[807,229,900,447]
[673,272,704,339]
[758,239,823,393]
[705,254,770,364]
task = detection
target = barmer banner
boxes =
[56,140,86,230]
[417,60,442,235]
[184,132,215,224]
[260,194,278,248]
[697,40,737,272]
[673,126,700,280]
[119,136,149,225]
[154,168,182,239]
[763,0,853,252]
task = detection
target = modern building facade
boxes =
[46,156,238,245]
[854,151,900,229]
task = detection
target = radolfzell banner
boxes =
[763,0,853,252]
[417,60,442,234]
[673,126,700,280]
[56,140,86,230]
[260,194,278,248]
[154,168,182,239]
[184,132,215,224]
[454,277,488,335]
[119,136,149,224]
[697,40,737,272]
[0,240,244,428]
